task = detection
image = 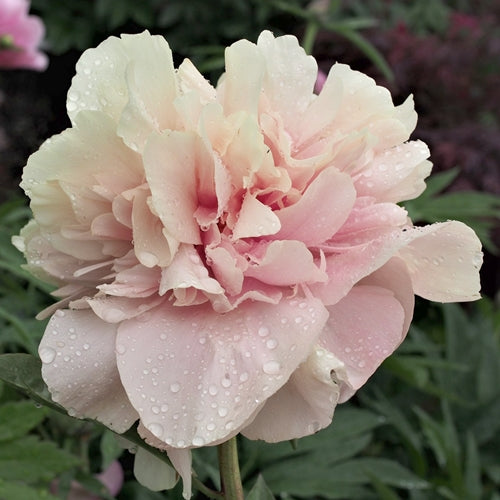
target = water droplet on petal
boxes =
[218,407,228,417]
[262,360,281,375]
[170,383,181,393]
[116,344,126,355]
[192,436,205,446]
[147,422,164,439]
[258,326,269,337]
[266,339,278,350]
[40,347,56,363]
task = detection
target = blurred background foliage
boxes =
[0,0,499,499]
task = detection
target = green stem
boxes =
[218,436,244,500]
[193,477,224,500]
[302,21,319,55]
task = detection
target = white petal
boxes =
[242,347,344,442]
[133,447,178,492]
[39,309,138,432]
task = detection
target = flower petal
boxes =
[355,141,431,202]
[242,346,344,442]
[256,31,317,124]
[398,221,482,302]
[244,240,326,286]
[231,193,281,240]
[143,131,203,245]
[321,284,406,401]
[133,447,178,492]
[115,296,328,448]
[117,32,179,152]
[275,167,356,246]
[39,309,138,432]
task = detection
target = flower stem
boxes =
[218,436,244,500]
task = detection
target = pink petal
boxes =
[231,194,281,240]
[39,309,138,432]
[205,245,244,296]
[159,243,224,296]
[398,221,482,302]
[354,141,431,202]
[242,347,344,442]
[115,296,328,448]
[275,167,356,245]
[244,240,326,286]
[143,131,203,245]
[321,284,406,401]
[87,295,165,323]
[131,188,177,267]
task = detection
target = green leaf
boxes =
[247,475,276,500]
[0,435,80,482]
[0,354,64,414]
[463,433,481,499]
[0,479,60,500]
[100,429,124,470]
[0,400,47,442]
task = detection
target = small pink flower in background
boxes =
[51,460,124,499]
[314,68,327,93]
[0,0,48,70]
[13,31,482,497]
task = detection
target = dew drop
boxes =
[262,360,281,375]
[221,378,232,388]
[207,422,216,431]
[218,407,228,417]
[116,344,126,355]
[151,406,160,415]
[170,383,181,393]
[258,326,269,337]
[192,436,205,446]
[208,385,218,396]
[266,339,278,350]
[39,347,56,364]
[147,423,164,438]
[239,372,249,382]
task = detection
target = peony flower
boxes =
[0,0,48,71]
[13,31,482,497]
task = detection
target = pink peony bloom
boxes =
[13,31,482,497]
[0,0,48,70]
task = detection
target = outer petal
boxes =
[355,141,431,203]
[39,309,138,432]
[117,32,179,152]
[321,285,405,401]
[115,296,328,448]
[242,346,344,442]
[223,39,264,116]
[314,221,482,306]
[133,447,178,492]
[256,31,317,125]
[398,221,482,302]
[137,424,193,499]
[67,35,130,122]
